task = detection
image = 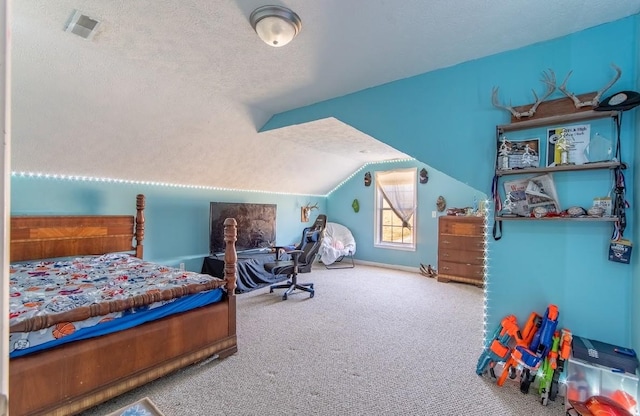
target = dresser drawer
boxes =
[438,235,484,251]
[438,248,485,265]
[438,261,484,280]
[439,216,484,236]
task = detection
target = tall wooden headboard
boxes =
[10,194,146,262]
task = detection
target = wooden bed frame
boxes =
[8,194,238,416]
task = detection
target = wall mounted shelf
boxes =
[495,161,621,177]
[495,216,618,222]
[497,110,619,133]
[492,104,623,233]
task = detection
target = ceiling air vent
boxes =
[65,10,101,40]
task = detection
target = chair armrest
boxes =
[272,246,300,261]
[286,249,304,265]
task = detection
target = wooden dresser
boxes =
[437,215,485,287]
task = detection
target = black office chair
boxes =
[265,214,326,300]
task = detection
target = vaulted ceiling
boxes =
[11,1,640,195]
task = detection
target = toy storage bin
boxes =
[565,356,638,415]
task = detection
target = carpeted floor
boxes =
[82,264,566,415]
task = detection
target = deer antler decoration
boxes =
[492,69,556,119]
[557,63,622,108]
[301,202,319,222]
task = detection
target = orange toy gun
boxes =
[497,311,541,386]
[476,315,519,376]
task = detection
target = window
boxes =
[374,168,416,250]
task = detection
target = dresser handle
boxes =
[442,253,450,257]
[442,240,451,244]
[443,267,450,271]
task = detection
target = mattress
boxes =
[9,253,226,357]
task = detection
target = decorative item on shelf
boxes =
[558,63,622,108]
[419,168,429,184]
[498,136,510,170]
[564,206,586,218]
[491,69,556,119]
[520,144,537,168]
[592,196,612,216]
[446,207,470,216]
[585,133,613,163]
[532,206,548,218]
[595,90,640,112]
[503,138,540,169]
[547,125,589,166]
[436,196,446,212]
[364,171,371,187]
[351,199,360,213]
[555,129,574,165]
[587,206,605,217]
[477,199,487,215]
[300,202,318,222]
[501,192,517,217]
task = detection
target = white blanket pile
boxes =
[320,222,356,265]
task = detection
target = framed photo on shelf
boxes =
[497,138,540,170]
[546,124,590,166]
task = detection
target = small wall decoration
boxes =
[301,202,318,222]
[419,168,428,184]
[364,172,371,187]
[352,199,360,213]
[436,196,446,212]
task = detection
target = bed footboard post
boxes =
[135,194,145,259]
[223,218,237,295]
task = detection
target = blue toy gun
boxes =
[517,304,559,393]
[476,315,519,376]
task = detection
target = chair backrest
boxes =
[295,214,327,250]
[296,214,327,273]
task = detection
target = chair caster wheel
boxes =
[282,294,287,300]
[269,288,273,293]
[310,292,314,298]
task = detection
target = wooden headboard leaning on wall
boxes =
[10,194,146,262]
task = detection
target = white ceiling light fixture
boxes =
[250,5,301,47]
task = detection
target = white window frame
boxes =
[374,168,417,251]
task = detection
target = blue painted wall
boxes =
[267,16,639,348]
[326,159,484,268]
[633,16,640,368]
[11,175,326,272]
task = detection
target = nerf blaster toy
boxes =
[497,311,541,387]
[476,315,519,376]
[549,329,572,402]
[539,330,561,405]
[512,304,559,394]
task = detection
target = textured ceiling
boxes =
[10,1,640,195]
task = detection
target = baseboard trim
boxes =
[352,259,420,274]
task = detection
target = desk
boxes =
[202,250,291,294]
